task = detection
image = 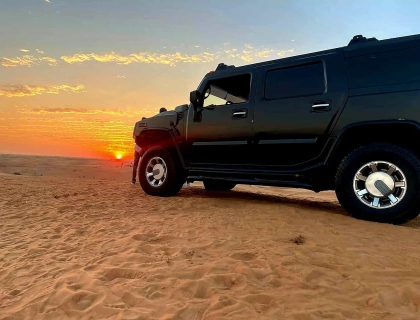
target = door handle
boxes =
[312,103,330,109]
[232,109,248,119]
[311,101,331,112]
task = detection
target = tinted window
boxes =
[264,62,325,100]
[346,46,420,89]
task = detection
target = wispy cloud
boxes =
[45,0,51,3]
[277,49,295,57]
[17,106,154,118]
[20,49,30,53]
[255,49,274,58]
[1,55,58,67]
[224,49,238,57]
[60,51,216,66]
[226,47,294,63]
[0,84,85,97]
[2,45,294,68]
[60,45,294,66]
[23,107,134,116]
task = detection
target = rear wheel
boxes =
[335,143,420,224]
[139,146,185,197]
[203,180,236,191]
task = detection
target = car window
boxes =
[346,46,420,89]
[203,73,251,107]
[264,61,325,100]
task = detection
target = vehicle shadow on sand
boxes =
[178,187,346,215]
[177,187,420,229]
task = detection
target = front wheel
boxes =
[203,180,236,191]
[139,146,185,197]
[335,143,420,224]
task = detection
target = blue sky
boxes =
[1,0,419,57]
[0,0,419,157]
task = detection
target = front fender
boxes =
[135,128,186,168]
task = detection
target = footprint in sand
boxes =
[243,293,275,306]
[102,268,142,281]
[131,233,156,241]
[62,291,101,311]
[67,283,82,291]
[209,273,247,290]
[229,251,256,261]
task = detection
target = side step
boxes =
[187,175,315,190]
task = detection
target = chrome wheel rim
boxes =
[353,161,407,209]
[145,156,167,187]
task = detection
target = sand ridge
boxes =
[1,154,420,319]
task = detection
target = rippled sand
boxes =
[1,154,420,320]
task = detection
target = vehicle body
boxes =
[133,33,420,224]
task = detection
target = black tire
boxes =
[203,180,236,191]
[139,146,185,197]
[335,143,420,224]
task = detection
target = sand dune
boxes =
[1,154,420,319]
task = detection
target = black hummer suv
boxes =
[133,33,420,224]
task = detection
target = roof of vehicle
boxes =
[204,33,420,77]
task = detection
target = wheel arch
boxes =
[318,120,420,190]
[135,128,186,168]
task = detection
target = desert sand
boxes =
[1,154,420,320]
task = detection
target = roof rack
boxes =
[348,34,378,46]
[215,63,235,71]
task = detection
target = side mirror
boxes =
[190,90,202,107]
[190,90,202,122]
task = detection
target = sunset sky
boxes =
[1,0,419,159]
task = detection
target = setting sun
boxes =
[116,154,122,160]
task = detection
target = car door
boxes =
[185,69,257,166]
[253,52,348,167]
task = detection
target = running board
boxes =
[187,162,324,176]
[187,175,315,190]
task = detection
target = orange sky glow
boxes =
[0,45,295,160]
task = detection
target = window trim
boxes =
[263,60,327,101]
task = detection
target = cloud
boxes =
[1,55,58,67]
[45,0,51,3]
[2,45,295,68]
[60,51,217,66]
[224,49,238,59]
[18,106,153,120]
[24,107,133,116]
[277,49,294,57]
[0,84,85,97]
[223,46,294,63]
[60,45,294,66]
[255,49,274,58]
[20,49,30,53]
[240,55,253,62]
